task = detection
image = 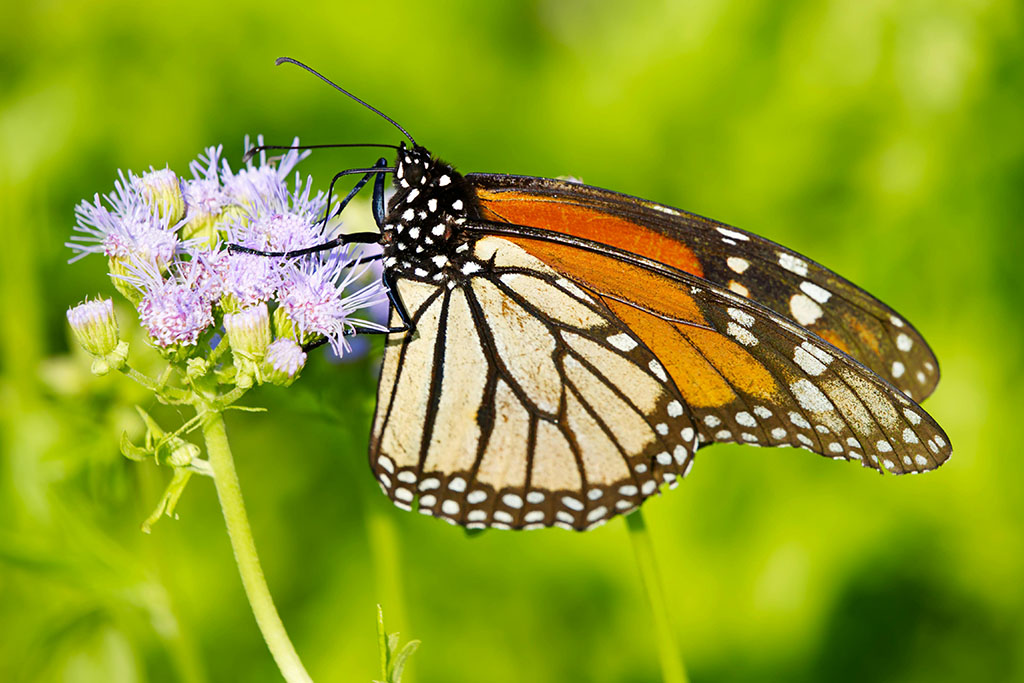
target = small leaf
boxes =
[135,406,166,440]
[119,432,149,462]
[389,640,420,683]
[141,469,192,533]
[387,633,400,659]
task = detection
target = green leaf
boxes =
[119,431,149,462]
[376,605,388,681]
[389,639,420,683]
[134,405,166,443]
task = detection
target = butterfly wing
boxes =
[369,240,701,531]
[464,224,952,474]
[468,173,940,401]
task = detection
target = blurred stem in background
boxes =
[201,407,314,683]
[626,510,688,683]
[367,509,410,645]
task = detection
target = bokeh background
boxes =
[2,1,1022,681]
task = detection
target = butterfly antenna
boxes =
[275,57,417,146]
[242,142,399,164]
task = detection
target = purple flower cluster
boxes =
[68,136,388,365]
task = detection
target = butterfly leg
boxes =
[320,162,379,226]
[369,160,414,336]
[227,158,393,258]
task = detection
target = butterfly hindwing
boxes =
[469,174,939,401]
[368,237,700,531]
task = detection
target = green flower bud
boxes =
[273,305,322,347]
[90,341,128,375]
[263,338,307,386]
[137,168,185,224]
[108,257,145,304]
[164,437,200,468]
[67,298,122,356]
[225,303,271,381]
[182,204,244,250]
[226,303,271,359]
[185,357,210,381]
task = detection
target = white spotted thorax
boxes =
[382,143,477,285]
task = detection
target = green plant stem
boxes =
[121,364,188,403]
[367,510,408,634]
[626,510,689,683]
[200,407,313,683]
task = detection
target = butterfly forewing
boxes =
[369,237,700,531]
[468,174,939,401]
[470,227,952,474]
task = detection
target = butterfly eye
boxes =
[400,161,424,187]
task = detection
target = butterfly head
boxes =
[393,142,435,191]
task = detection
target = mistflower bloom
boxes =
[333,249,388,363]
[69,133,388,366]
[233,172,330,253]
[221,171,331,309]
[278,250,389,356]
[69,173,180,270]
[263,338,307,386]
[221,135,310,208]
[67,298,121,357]
[130,261,217,348]
[67,134,393,681]
[182,145,233,244]
[177,248,227,303]
[219,251,284,310]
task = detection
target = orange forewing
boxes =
[503,236,705,325]
[505,236,780,410]
[478,189,705,278]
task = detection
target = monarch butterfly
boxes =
[239,58,951,532]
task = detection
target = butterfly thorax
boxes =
[381,143,480,282]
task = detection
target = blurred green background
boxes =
[2,0,1022,681]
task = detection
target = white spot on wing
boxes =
[799,281,831,303]
[794,345,827,376]
[735,411,756,427]
[778,253,808,276]
[729,281,750,297]
[727,322,758,346]
[790,379,834,413]
[607,333,638,352]
[727,257,750,273]
[789,294,823,326]
[648,360,667,381]
[502,493,524,509]
[717,227,749,241]
[727,307,755,327]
